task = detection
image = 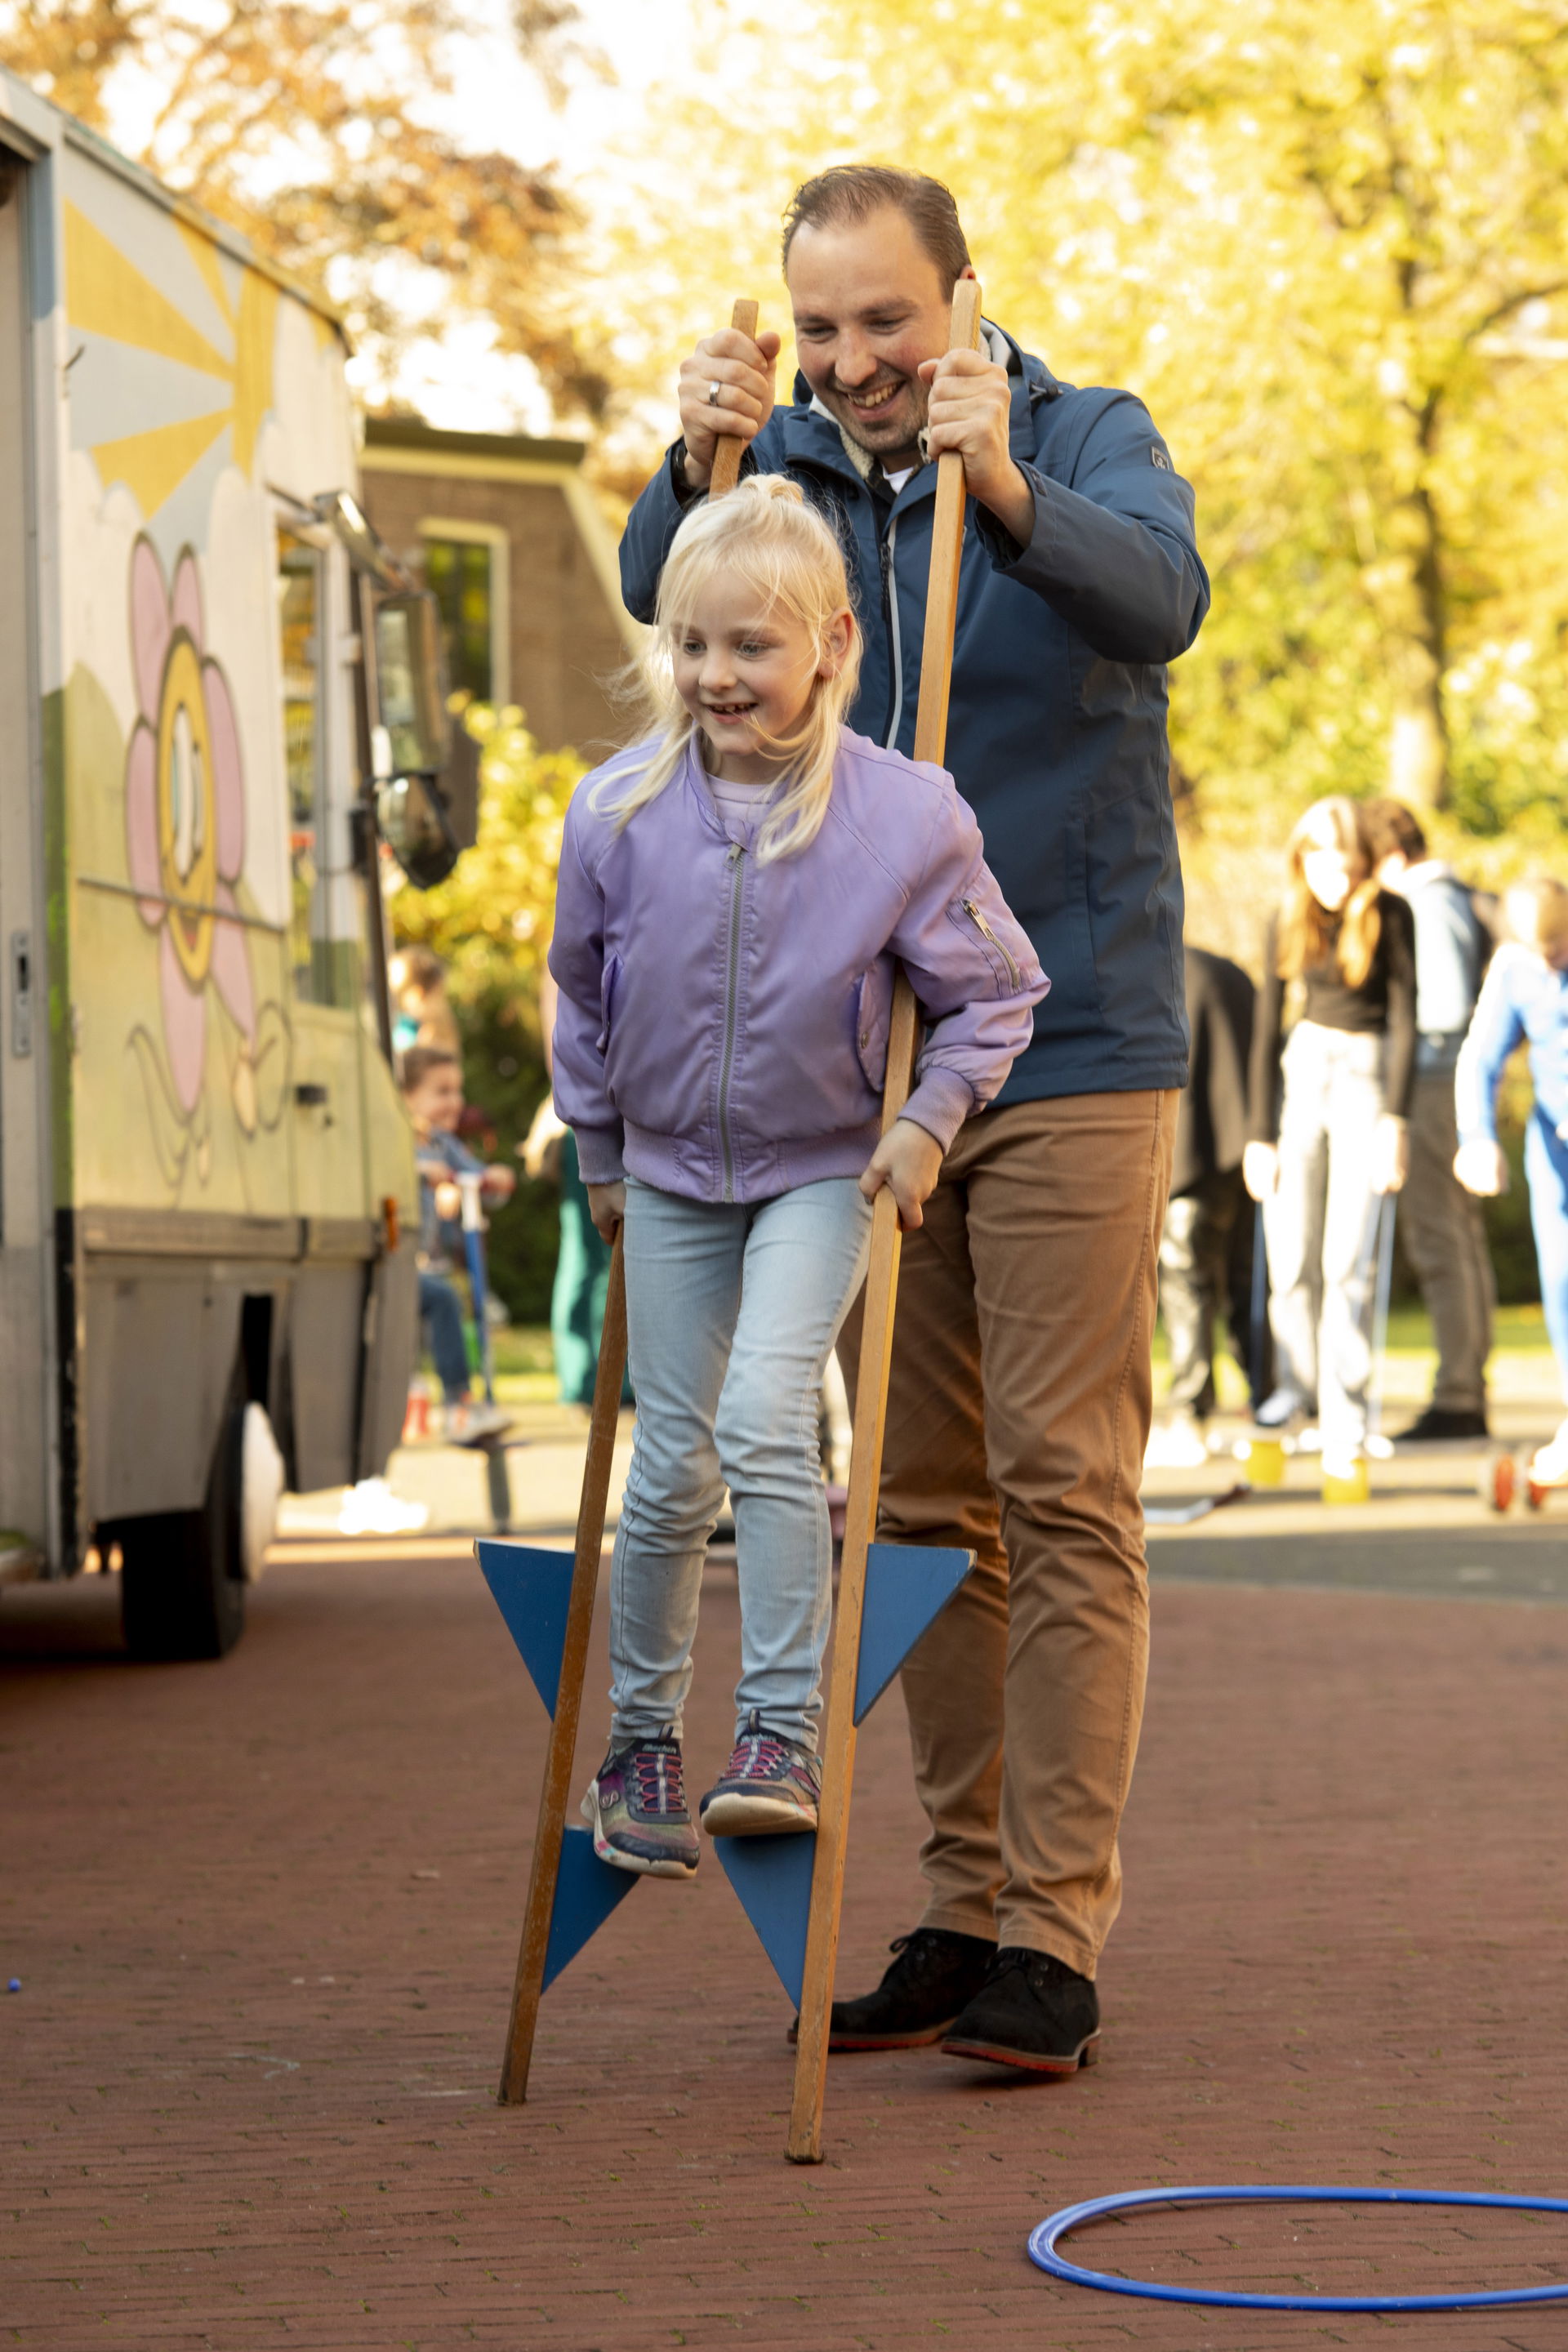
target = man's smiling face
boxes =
[786,205,967,470]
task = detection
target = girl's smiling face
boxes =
[673,565,852,785]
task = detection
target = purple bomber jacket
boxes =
[548,728,1048,1206]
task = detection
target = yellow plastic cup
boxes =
[1321,1455,1370,1505]
[1241,1435,1285,1487]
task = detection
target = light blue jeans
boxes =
[1263,1021,1387,1452]
[608,1174,872,1751]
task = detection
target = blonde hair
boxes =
[1276,795,1382,988]
[1504,877,1568,954]
[593,474,862,863]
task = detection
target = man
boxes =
[620,166,1208,2072]
[1148,944,1270,1467]
[1363,800,1494,1441]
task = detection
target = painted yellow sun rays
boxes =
[65,202,278,519]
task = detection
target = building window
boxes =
[424,537,494,702]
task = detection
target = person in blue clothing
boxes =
[620,164,1209,2073]
[1455,878,1568,1486]
[400,1045,514,1441]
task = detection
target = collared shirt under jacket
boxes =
[549,732,1048,1205]
[619,323,1209,1105]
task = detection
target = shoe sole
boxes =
[580,1790,698,1881]
[701,1794,818,1837]
[940,2030,1100,2075]
[787,2018,960,2050]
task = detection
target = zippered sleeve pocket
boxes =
[853,964,893,1090]
[595,952,621,1054]
[947,895,1023,994]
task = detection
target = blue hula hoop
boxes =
[1028,2185,1568,2314]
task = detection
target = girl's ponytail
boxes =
[593,474,862,862]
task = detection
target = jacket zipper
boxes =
[880,514,903,749]
[717,843,746,1200]
[961,897,1022,991]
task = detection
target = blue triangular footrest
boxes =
[717,1833,816,2008]
[542,1828,639,1993]
[477,1539,576,1717]
[854,1543,975,1724]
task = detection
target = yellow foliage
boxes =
[385,705,584,1009]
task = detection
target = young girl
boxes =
[1456,879,1568,1486]
[549,475,1046,1878]
[1244,796,1416,1475]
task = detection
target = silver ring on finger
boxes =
[707,380,723,406]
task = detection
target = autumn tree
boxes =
[589,0,1568,826]
[0,0,609,414]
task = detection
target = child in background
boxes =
[1455,879,1568,1486]
[400,1045,515,1441]
[550,474,1046,1879]
[1244,796,1415,1478]
[389,945,461,1058]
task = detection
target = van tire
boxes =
[120,1396,247,1660]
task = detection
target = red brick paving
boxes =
[4,1553,1568,2350]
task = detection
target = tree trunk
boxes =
[1384,474,1450,812]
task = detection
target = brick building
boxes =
[359,418,639,760]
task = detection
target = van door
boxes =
[0,145,57,1568]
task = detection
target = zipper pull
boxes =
[727,843,744,866]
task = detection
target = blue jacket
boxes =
[1456,946,1568,1146]
[620,324,1209,1102]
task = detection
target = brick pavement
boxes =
[4,1551,1567,2351]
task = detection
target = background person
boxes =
[1148,943,1269,1466]
[621,164,1208,2072]
[552,476,1043,1878]
[401,1045,515,1441]
[1455,878,1568,1486]
[1245,798,1416,1479]
[1363,798,1494,1441]
[389,944,461,1059]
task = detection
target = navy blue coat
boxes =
[619,324,1210,1104]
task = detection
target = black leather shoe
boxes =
[787,1927,995,2050]
[1396,1405,1489,1442]
[941,1946,1100,2074]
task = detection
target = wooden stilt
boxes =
[786,278,983,2165]
[497,1228,626,2103]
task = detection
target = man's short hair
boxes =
[1361,797,1428,865]
[782,166,970,291]
[400,1045,459,1094]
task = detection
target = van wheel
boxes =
[120,1396,247,1660]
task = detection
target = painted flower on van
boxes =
[123,537,261,1130]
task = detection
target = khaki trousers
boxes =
[843,1090,1176,1977]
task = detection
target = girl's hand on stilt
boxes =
[586,1181,626,1243]
[1454,1138,1508,1197]
[1242,1142,1278,1204]
[860,1120,945,1232]
[1370,1114,1410,1196]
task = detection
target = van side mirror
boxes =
[374,773,460,889]
[373,594,450,776]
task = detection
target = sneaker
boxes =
[1254,1387,1309,1432]
[1396,1405,1490,1443]
[581,1735,699,1878]
[448,1397,511,1444]
[942,1946,1101,2074]
[336,1477,430,1536]
[1143,1411,1209,1470]
[699,1709,821,1837]
[788,1926,996,2050]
